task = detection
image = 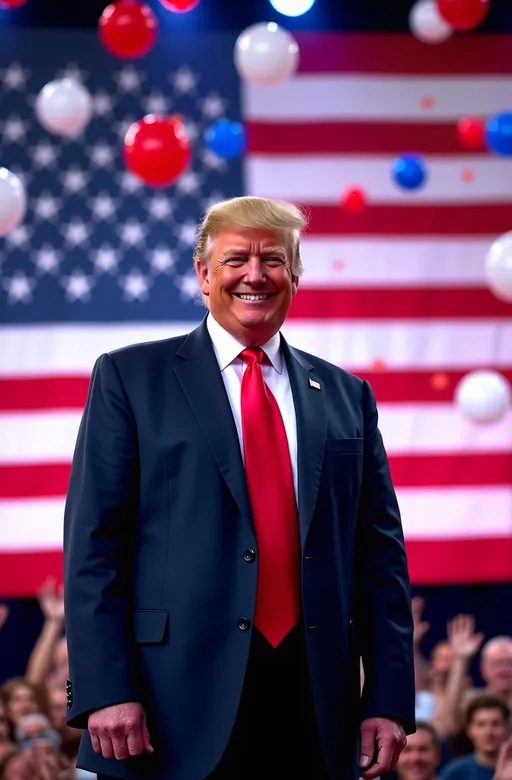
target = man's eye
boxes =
[226,257,245,265]
[265,257,285,266]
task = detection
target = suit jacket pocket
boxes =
[325,437,364,454]
[133,609,169,644]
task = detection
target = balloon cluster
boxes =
[409,0,490,44]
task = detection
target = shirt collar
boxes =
[206,313,283,374]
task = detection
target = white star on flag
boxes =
[89,193,118,221]
[200,93,227,118]
[92,246,119,275]
[90,142,116,168]
[114,66,144,93]
[3,115,27,143]
[34,247,62,275]
[61,270,95,302]
[176,171,202,196]
[31,142,59,168]
[61,168,89,193]
[147,193,173,220]
[171,67,197,93]
[5,225,30,248]
[93,90,115,116]
[118,171,144,193]
[177,220,198,247]
[147,247,176,275]
[57,63,88,82]
[2,271,37,304]
[63,218,89,246]
[2,63,30,90]
[119,219,146,246]
[145,91,169,115]
[119,269,151,301]
[175,270,200,301]
[33,193,60,220]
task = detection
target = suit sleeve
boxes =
[63,353,140,728]
[356,379,416,734]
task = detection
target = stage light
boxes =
[268,0,315,17]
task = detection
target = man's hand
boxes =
[88,702,154,760]
[360,717,407,779]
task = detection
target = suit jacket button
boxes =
[238,617,250,632]
[243,549,256,563]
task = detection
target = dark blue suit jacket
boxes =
[63,317,415,780]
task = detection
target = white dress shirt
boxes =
[206,313,299,503]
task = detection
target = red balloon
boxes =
[124,115,191,188]
[99,0,158,59]
[158,0,199,11]
[342,186,367,214]
[0,0,28,7]
[457,116,486,150]
[436,0,490,31]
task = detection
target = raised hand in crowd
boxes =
[25,578,66,690]
[448,613,485,661]
[0,604,9,633]
[494,737,512,780]
[412,596,431,690]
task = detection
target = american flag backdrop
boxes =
[0,27,511,597]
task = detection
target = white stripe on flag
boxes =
[243,75,512,121]
[246,156,512,204]
[1,322,511,374]
[1,406,511,461]
[397,486,512,539]
[1,486,511,549]
[300,238,495,286]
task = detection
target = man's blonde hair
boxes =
[194,196,308,277]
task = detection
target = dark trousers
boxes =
[99,620,330,780]
[206,619,330,779]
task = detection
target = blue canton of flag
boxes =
[0,28,244,324]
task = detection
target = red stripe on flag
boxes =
[355,369,512,403]
[406,537,512,585]
[295,33,512,75]
[0,376,89,411]
[288,287,511,320]
[0,463,71,498]
[1,452,509,499]
[1,538,511,596]
[304,204,512,236]
[389,453,512,488]
[0,550,63,597]
[247,121,488,156]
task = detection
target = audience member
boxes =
[441,694,511,780]
[395,721,442,780]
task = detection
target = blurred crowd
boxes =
[0,586,512,779]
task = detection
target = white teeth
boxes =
[237,294,269,301]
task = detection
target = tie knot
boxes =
[240,347,266,366]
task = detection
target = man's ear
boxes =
[291,274,299,296]
[195,259,210,296]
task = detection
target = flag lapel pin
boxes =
[309,378,321,391]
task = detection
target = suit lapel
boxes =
[282,338,327,546]
[174,319,253,528]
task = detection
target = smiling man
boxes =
[63,196,415,780]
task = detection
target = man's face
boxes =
[482,644,512,695]
[195,227,298,346]
[431,642,454,674]
[467,707,510,756]
[396,729,439,780]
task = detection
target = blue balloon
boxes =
[486,112,512,157]
[204,119,245,159]
[392,153,427,190]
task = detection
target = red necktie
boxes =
[240,347,301,647]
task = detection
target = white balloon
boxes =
[35,78,93,137]
[455,370,511,425]
[409,0,453,44]
[485,230,512,302]
[0,168,26,237]
[234,22,299,87]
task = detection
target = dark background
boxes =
[1,0,511,683]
